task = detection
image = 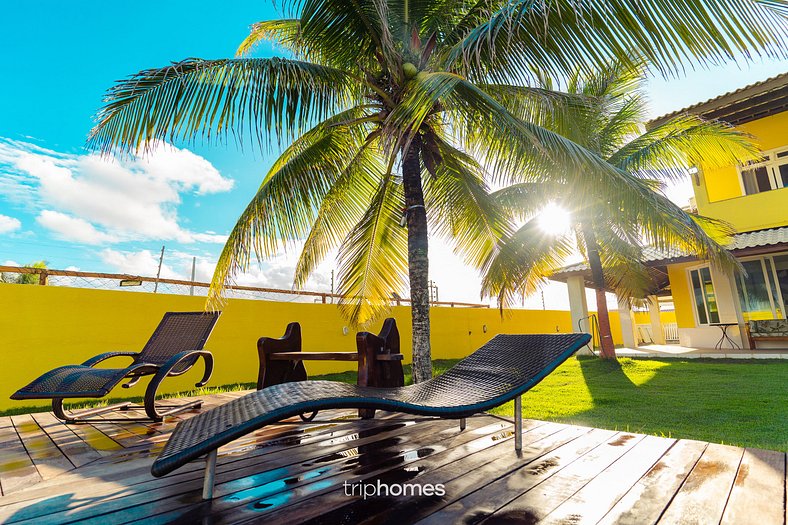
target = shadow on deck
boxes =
[0,391,785,524]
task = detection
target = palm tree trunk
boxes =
[401,136,432,383]
[581,223,617,359]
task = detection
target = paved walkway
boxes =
[612,344,788,359]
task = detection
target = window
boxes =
[736,254,787,321]
[689,267,719,325]
[738,147,788,195]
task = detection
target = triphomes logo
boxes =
[343,480,446,499]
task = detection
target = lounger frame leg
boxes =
[202,449,218,500]
[51,397,202,424]
[459,417,466,431]
[514,395,522,452]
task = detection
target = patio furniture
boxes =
[258,318,405,420]
[709,322,741,349]
[150,331,590,499]
[10,311,220,423]
[746,319,788,349]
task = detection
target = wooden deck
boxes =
[0,392,785,524]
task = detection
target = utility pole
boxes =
[330,269,334,304]
[189,256,196,296]
[153,246,165,293]
[428,280,439,303]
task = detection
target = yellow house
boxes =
[553,73,788,350]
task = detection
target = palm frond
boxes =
[88,58,358,154]
[448,0,787,82]
[335,173,408,327]
[481,219,574,308]
[424,134,511,268]
[609,115,761,180]
[236,19,306,58]
[294,136,387,287]
[491,182,558,219]
[206,107,373,308]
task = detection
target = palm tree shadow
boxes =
[577,356,639,404]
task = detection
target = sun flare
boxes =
[537,203,571,235]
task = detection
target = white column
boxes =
[648,295,666,345]
[710,265,748,348]
[617,296,637,348]
[567,276,589,334]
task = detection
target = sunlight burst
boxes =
[537,203,571,235]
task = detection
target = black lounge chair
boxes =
[11,311,220,423]
[150,332,590,499]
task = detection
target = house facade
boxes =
[553,73,788,349]
[661,74,788,349]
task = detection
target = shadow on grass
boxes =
[570,356,787,451]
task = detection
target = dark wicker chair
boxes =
[150,332,590,499]
[11,311,220,423]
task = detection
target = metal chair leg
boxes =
[460,417,466,431]
[514,395,522,452]
[202,449,218,500]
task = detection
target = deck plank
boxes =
[539,434,677,525]
[597,439,708,525]
[0,418,42,495]
[9,415,73,480]
[30,413,103,469]
[305,424,594,525]
[477,431,645,523]
[414,427,617,525]
[657,443,744,524]
[0,394,783,525]
[720,448,786,525]
[70,416,502,524]
[0,416,491,523]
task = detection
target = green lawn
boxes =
[4,357,786,451]
[316,357,788,451]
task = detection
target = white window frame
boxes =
[737,145,788,195]
[687,265,719,326]
[736,251,788,320]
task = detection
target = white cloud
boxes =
[131,146,234,194]
[100,248,181,279]
[0,214,21,234]
[0,138,234,245]
[37,210,115,244]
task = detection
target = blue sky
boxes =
[0,1,786,306]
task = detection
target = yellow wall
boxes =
[0,284,628,412]
[696,112,788,232]
[632,311,677,326]
[667,262,698,329]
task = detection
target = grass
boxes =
[4,357,786,451]
[314,357,788,451]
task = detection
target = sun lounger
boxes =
[150,332,590,499]
[11,311,220,423]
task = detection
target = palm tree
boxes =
[482,61,758,359]
[87,1,786,381]
[0,261,47,285]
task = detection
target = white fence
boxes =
[636,322,679,344]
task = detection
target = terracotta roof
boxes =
[649,72,788,127]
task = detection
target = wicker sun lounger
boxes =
[151,332,590,499]
[11,311,220,423]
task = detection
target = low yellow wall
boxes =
[632,311,677,326]
[0,283,630,412]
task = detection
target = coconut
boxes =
[403,62,418,79]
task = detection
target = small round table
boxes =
[709,322,741,350]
